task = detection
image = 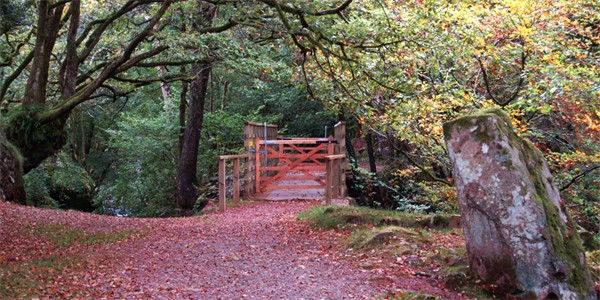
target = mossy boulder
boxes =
[443,109,595,299]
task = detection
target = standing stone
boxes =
[443,109,594,299]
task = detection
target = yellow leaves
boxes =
[505,0,535,15]
[513,24,535,42]
[542,53,558,64]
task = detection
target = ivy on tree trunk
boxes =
[0,123,26,204]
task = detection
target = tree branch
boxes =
[559,165,600,192]
[0,51,34,105]
[41,0,174,122]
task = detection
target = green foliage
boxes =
[193,193,208,214]
[23,168,59,208]
[346,160,457,212]
[0,0,28,34]
[197,111,245,183]
[587,250,600,283]
[224,78,337,137]
[23,152,95,211]
[47,152,95,211]
[93,111,179,217]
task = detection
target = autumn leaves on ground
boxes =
[1,200,474,299]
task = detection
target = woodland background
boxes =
[0,0,598,237]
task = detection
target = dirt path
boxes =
[1,201,465,299]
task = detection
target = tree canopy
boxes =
[0,0,597,229]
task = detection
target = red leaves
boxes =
[1,200,472,299]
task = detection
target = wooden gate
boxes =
[254,137,335,193]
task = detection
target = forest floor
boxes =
[0,200,471,299]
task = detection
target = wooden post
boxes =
[233,157,240,204]
[328,135,334,156]
[255,136,261,194]
[243,121,277,199]
[325,154,345,205]
[332,158,340,198]
[334,122,347,197]
[325,159,333,205]
[243,123,253,198]
[218,158,226,212]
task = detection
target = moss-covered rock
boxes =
[443,109,595,299]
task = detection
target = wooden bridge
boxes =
[217,121,347,211]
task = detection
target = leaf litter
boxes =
[0,200,469,299]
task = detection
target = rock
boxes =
[579,230,600,251]
[443,109,595,299]
[444,273,468,290]
[367,230,394,246]
[405,255,421,263]
[417,214,463,229]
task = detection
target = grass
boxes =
[0,224,140,298]
[36,224,137,248]
[0,255,86,298]
[382,290,439,299]
[298,205,493,298]
[297,205,462,231]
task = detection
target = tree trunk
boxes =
[23,1,65,106]
[5,111,67,173]
[176,63,211,209]
[175,1,215,210]
[0,123,26,204]
[4,0,172,174]
[221,81,229,112]
[179,66,188,157]
[366,130,377,174]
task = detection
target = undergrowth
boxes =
[297,205,461,231]
[298,205,491,299]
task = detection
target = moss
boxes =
[524,139,593,297]
[0,140,24,168]
[443,108,515,145]
[446,108,593,297]
[4,106,67,172]
[299,205,461,231]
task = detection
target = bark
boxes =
[23,1,65,106]
[59,0,81,99]
[365,131,377,174]
[179,66,188,157]
[176,63,211,209]
[221,81,229,111]
[5,1,172,174]
[175,1,216,210]
[0,123,26,204]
